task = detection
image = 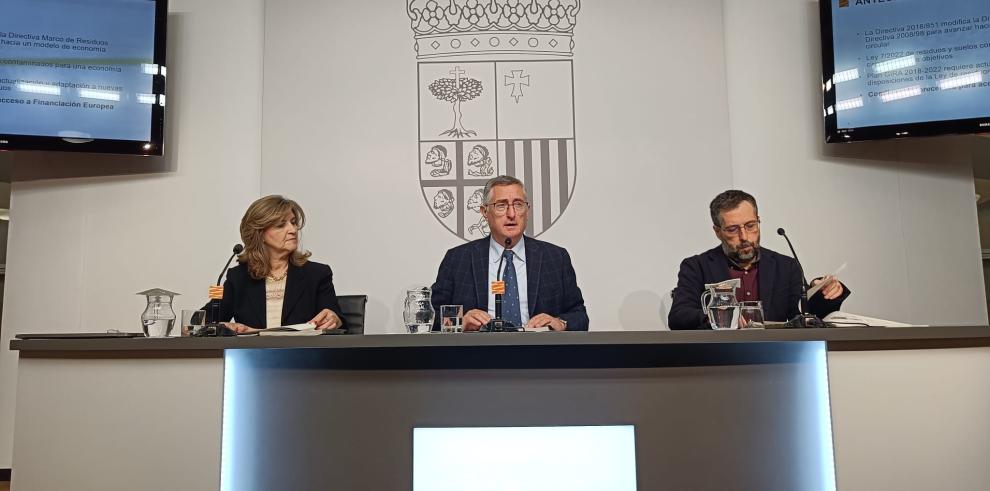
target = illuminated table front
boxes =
[10,327,990,491]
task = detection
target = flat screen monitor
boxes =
[413,425,638,491]
[0,0,167,155]
[820,0,990,142]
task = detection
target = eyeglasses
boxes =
[720,220,760,235]
[485,200,530,216]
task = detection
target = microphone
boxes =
[483,237,519,332]
[776,228,825,328]
[216,244,244,286]
[493,237,511,321]
[496,237,511,279]
[202,244,243,336]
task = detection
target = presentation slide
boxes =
[830,0,990,129]
[413,426,637,491]
[0,0,157,141]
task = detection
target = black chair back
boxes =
[337,295,368,334]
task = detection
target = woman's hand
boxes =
[310,309,343,330]
[221,322,258,334]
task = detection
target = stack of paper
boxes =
[258,322,324,336]
[823,311,918,328]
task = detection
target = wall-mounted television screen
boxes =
[821,0,990,143]
[0,0,167,155]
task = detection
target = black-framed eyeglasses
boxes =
[485,200,530,216]
[720,219,760,235]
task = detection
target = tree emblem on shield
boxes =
[429,66,483,138]
[409,0,581,241]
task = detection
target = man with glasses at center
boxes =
[430,175,589,331]
[668,190,850,330]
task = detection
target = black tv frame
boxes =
[0,0,168,156]
[820,0,990,143]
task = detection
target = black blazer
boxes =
[430,236,589,330]
[212,261,344,330]
[668,246,850,330]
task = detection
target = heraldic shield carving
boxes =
[410,0,580,241]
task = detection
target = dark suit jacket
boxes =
[430,236,589,330]
[668,246,850,330]
[211,260,345,330]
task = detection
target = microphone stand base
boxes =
[481,319,520,332]
[191,323,238,337]
[784,313,827,328]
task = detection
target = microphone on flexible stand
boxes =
[216,243,244,286]
[776,228,825,328]
[200,244,243,336]
[494,240,506,322]
[482,237,520,332]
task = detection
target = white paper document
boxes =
[521,325,550,332]
[807,262,848,298]
[258,322,322,336]
[823,311,919,327]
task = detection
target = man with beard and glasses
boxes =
[667,190,850,329]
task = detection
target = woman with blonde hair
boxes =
[215,195,344,333]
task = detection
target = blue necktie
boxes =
[501,249,523,326]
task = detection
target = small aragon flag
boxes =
[491,281,505,295]
[208,285,224,300]
[839,0,850,8]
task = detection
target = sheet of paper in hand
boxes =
[807,262,848,298]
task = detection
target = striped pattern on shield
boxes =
[419,60,576,241]
[501,138,575,238]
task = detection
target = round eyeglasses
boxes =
[485,200,530,216]
[720,220,760,236]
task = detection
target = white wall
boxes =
[261,0,733,333]
[0,0,266,468]
[1,0,987,471]
[722,0,987,326]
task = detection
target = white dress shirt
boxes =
[488,236,529,324]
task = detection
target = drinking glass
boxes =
[739,301,765,329]
[440,305,464,333]
[181,309,206,337]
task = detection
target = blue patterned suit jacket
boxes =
[430,236,589,330]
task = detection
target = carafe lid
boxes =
[704,279,741,292]
[136,288,180,298]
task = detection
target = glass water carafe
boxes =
[138,288,179,337]
[403,287,435,334]
[701,279,741,330]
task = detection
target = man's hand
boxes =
[309,309,343,330]
[811,275,844,300]
[527,313,567,331]
[463,309,492,331]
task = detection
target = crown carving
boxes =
[408,0,581,59]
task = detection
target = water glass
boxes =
[181,309,206,337]
[739,301,765,329]
[440,305,464,333]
